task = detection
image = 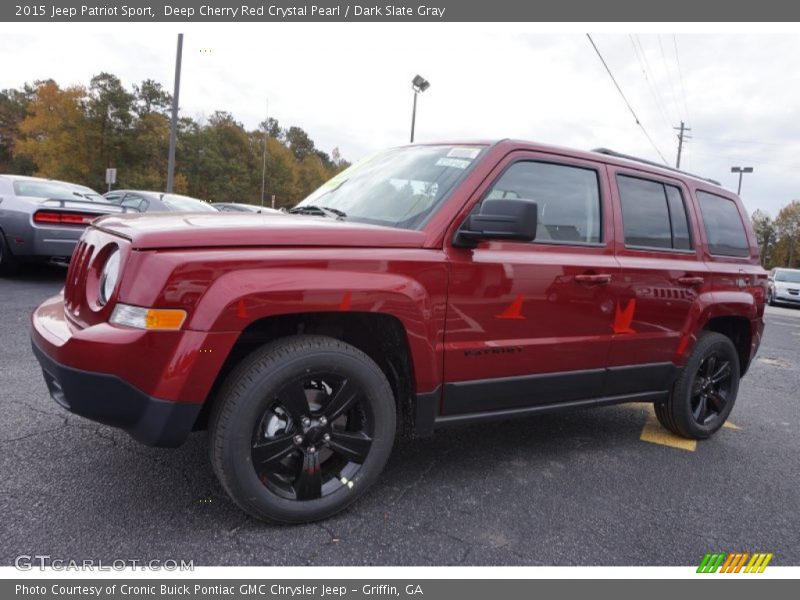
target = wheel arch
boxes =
[196,311,421,438]
[702,315,754,376]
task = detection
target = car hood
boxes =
[91,212,427,249]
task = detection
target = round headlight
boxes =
[99,249,121,305]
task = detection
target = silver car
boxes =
[767,267,800,307]
[0,175,123,275]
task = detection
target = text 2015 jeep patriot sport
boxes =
[31,140,767,522]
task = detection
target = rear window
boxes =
[13,180,81,200]
[696,191,750,257]
[617,175,693,250]
[161,194,217,212]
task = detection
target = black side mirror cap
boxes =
[454,198,538,248]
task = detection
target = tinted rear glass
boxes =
[696,191,750,257]
[161,194,218,212]
[13,180,82,200]
[618,175,694,251]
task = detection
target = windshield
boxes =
[161,194,218,212]
[775,269,800,283]
[13,180,86,200]
[295,144,486,229]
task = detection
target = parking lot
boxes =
[1,265,798,566]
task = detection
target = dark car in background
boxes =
[104,190,218,213]
[212,202,281,214]
[0,175,123,275]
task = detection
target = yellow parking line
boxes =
[624,403,741,450]
[640,412,697,451]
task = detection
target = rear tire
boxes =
[655,332,740,439]
[0,230,20,276]
[209,334,396,523]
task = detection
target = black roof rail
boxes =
[591,147,721,186]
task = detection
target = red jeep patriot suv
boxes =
[31,140,767,523]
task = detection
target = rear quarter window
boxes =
[696,191,750,257]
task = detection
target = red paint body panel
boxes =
[31,139,767,425]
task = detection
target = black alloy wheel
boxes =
[210,335,396,523]
[689,353,733,427]
[655,331,740,439]
[251,373,375,502]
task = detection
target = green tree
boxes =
[2,73,346,202]
[751,209,776,268]
[133,79,172,117]
[0,85,36,173]
[774,201,800,267]
[285,126,316,160]
[86,72,135,189]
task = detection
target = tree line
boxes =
[0,73,348,206]
[751,202,800,269]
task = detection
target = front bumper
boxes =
[774,291,800,304]
[30,293,239,447]
[32,341,201,447]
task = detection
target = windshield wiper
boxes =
[289,205,347,220]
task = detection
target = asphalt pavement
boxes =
[1,265,798,566]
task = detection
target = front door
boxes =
[442,152,619,416]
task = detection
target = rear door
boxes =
[442,151,619,416]
[607,167,709,392]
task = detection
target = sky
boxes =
[1,23,799,216]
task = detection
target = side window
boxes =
[665,186,691,250]
[696,191,750,257]
[484,161,602,244]
[617,175,693,251]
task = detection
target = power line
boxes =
[635,35,680,124]
[586,34,669,166]
[657,34,684,123]
[672,35,691,124]
[695,136,800,148]
[628,35,673,133]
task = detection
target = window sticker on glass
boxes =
[447,147,481,160]
[435,157,471,169]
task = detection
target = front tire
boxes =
[655,332,740,439]
[209,335,396,523]
[767,289,775,306]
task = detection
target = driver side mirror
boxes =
[453,197,538,248]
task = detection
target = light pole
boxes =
[731,166,753,195]
[410,74,430,143]
[166,33,183,193]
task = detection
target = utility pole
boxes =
[261,98,268,207]
[166,33,183,193]
[674,121,691,169]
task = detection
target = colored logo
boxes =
[697,552,773,573]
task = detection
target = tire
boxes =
[767,289,775,306]
[0,230,20,277]
[655,332,740,440]
[209,334,396,523]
